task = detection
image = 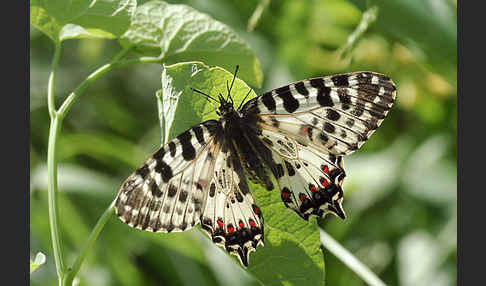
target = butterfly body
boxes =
[115,70,396,267]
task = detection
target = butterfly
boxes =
[114,66,396,267]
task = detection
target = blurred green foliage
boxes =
[30,0,457,285]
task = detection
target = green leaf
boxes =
[122,0,263,87]
[30,252,46,274]
[159,62,325,285]
[248,182,325,286]
[30,0,136,42]
[160,61,257,141]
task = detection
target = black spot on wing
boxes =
[168,141,176,157]
[337,89,352,105]
[167,184,177,197]
[326,109,341,121]
[345,118,355,128]
[193,126,205,144]
[261,92,276,111]
[276,85,299,113]
[177,131,196,161]
[154,160,173,182]
[273,164,285,178]
[319,132,329,143]
[179,190,188,202]
[262,137,273,146]
[331,74,349,86]
[209,183,216,197]
[284,160,296,176]
[351,107,364,117]
[310,78,333,107]
[153,148,165,161]
[136,164,150,179]
[294,81,309,97]
[323,122,335,134]
[150,181,163,197]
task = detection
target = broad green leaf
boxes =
[122,0,263,87]
[159,62,325,285]
[30,0,136,42]
[160,61,257,141]
[248,182,325,286]
[30,252,46,274]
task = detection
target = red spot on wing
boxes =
[320,177,329,187]
[322,165,329,174]
[217,219,224,229]
[227,225,235,233]
[299,193,307,202]
[282,191,290,199]
[309,184,317,192]
[300,126,309,136]
[239,221,245,228]
[249,219,256,227]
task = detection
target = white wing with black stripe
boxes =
[241,71,396,220]
[115,120,220,232]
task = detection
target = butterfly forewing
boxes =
[245,72,396,156]
[115,120,219,232]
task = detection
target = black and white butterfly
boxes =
[114,66,396,267]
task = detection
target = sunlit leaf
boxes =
[121,1,263,87]
[30,0,136,42]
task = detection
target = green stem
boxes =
[338,6,378,59]
[247,0,271,32]
[47,115,65,282]
[63,200,116,286]
[48,41,62,118]
[50,48,162,285]
[47,41,65,282]
[319,228,387,286]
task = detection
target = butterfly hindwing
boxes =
[258,127,347,220]
[200,139,264,267]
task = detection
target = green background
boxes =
[30,0,457,285]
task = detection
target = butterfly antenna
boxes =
[227,65,239,104]
[238,88,253,110]
[190,88,219,103]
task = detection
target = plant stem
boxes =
[319,228,387,286]
[47,115,65,282]
[48,47,162,285]
[47,41,66,282]
[338,6,378,59]
[48,41,62,118]
[247,0,270,32]
[63,200,116,286]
